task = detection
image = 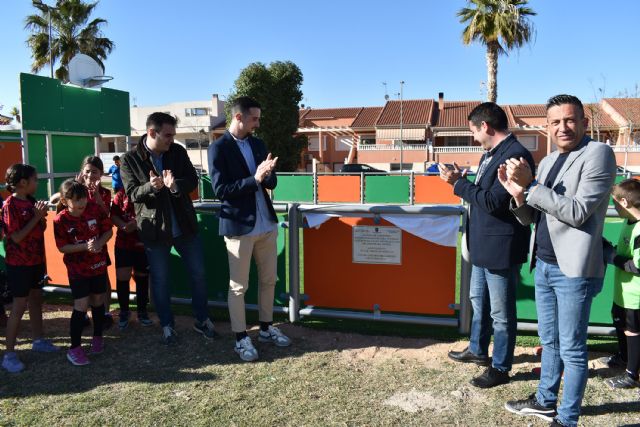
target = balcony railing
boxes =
[358,143,428,151]
[433,146,484,153]
[612,145,640,152]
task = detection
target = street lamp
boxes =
[399,80,404,174]
[33,1,56,78]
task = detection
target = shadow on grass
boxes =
[581,401,640,417]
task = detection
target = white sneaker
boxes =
[258,325,291,347]
[235,336,259,362]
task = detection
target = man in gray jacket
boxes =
[498,95,616,427]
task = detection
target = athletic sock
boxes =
[260,321,272,332]
[134,274,149,312]
[70,309,85,349]
[236,331,248,342]
[91,304,105,337]
[626,334,640,378]
[116,280,130,312]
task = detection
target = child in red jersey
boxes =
[54,179,112,366]
[78,156,115,328]
[1,164,59,373]
[110,188,152,329]
[0,194,7,328]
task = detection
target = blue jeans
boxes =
[469,264,519,371]
[534,258,603,427]
[144,234,209,327]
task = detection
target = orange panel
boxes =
[0,142,23,199]
[303,217,456,315]
[317,175,361,203]
[44,211,120,291]
[414,175,461,204]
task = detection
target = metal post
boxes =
[48,8,53,78]
[21,130,29,164]
[94,135,101,156]
[45,133,55,197]
[360,172,365,204]
[400,80,404,174]
[458,206,472,334]
[409,171,414,205]
[288,203,300,322]
[313,171,318,205]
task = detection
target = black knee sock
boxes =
[116,280,130,312]
[134,275,149,313]
[236,331,248,342]
[91,304,105,337]
[260,321,272,332]
[613,308,628,360]
[70,309,85,349]
[626,334,640,378]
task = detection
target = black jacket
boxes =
[120,135,199,244]
[208,131,277,236]
[454,134,535,270]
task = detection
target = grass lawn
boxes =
[0,297,637,426]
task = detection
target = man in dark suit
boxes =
[208,96,291,362]
[438,102,534,388]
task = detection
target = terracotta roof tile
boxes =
[603,98,640,125]
[433,101,481,128]
[302,107,363,120]
[298,109,310,127]
[352,107,383,128]
[509,104,547,117]
[376,99,434,126]
[584,103,619,128]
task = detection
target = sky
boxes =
[1,0,639,114]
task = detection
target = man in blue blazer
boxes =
[439,102,534,388]
[208,96,291,362]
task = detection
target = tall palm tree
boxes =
[25,0,114,82]
[458,0,535,103]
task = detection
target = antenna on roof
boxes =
[68,54,113,88]
[382,82,389,101]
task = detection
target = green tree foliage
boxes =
[227,61,307,172]
[458,0,535,103]
[25,0,114,81]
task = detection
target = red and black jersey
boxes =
[110,189,144,251]
[54,202,112,279]
[1,195,46,266]
[88,185,111,215]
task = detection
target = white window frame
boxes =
[335,136,352,151]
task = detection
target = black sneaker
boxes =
[550,418,566,426]
[606,372,640,389]
[470,366,510,388]
[161,326,178,346]
[504,393,556,422]
[598,352,627,369]
[103,312,114,330]
[193,318,219,340]
[448,347,491,366]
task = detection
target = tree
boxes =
[9,106,21,124]
[227,61,307,171]
[25,0,114,81]
[458,0,536,103]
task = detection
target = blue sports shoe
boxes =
[32,338,60,353]
[2,352,25,373]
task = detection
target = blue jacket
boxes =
[208,131,277,236]
[454,134,534,270]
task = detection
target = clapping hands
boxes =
[255,153,278,184]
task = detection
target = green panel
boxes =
[0,131,21,142]
[61,85,101,133]
[51,135,94,172]
[27,133,47,173]
[20,73,63,132]
[199,175,217,200]
[101,88,131,135]
[516,218,624,325]
[364,175,410,204]
[35,179,50,200]
[273,175,314,202]
[168,212,288,306]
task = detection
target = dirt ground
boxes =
[1,305,639,426]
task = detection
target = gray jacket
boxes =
[511,137,616,278]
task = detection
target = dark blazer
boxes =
[454,134,535,270]
[120,135,199,244]
[208,131,277,237]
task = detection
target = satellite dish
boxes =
[68,54,113,88]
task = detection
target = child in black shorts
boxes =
[1,164,59,373]
[110,188,152,329]
[54,179,112,366]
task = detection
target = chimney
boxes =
[438,92,444,111]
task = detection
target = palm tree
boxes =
[9,107,21,123]
[458,0,535,103]
[25,0,114,82]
